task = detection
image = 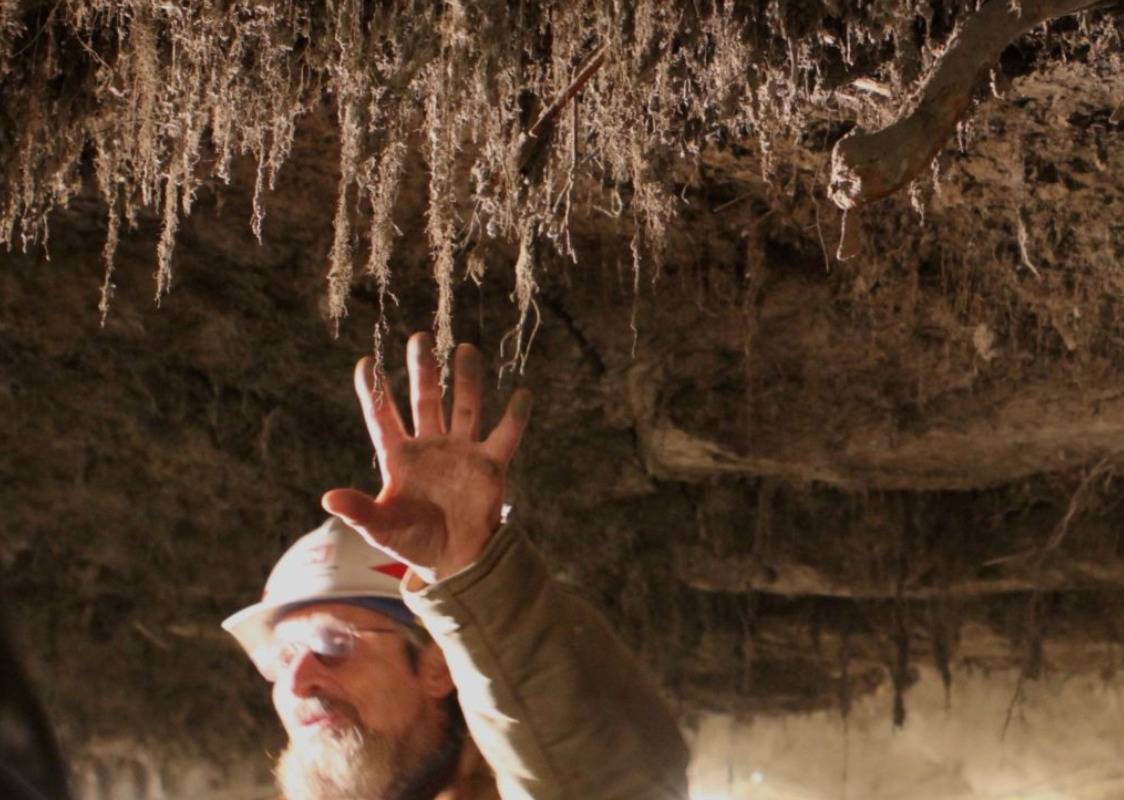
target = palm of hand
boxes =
[372,440,505,577]
[323,334,531,583]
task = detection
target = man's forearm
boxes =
[401,522,690,800]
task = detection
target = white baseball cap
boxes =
[222,516,414,677]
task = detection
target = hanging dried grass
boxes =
[1,0,1109,364]
[499,218,541,377]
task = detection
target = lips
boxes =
[296,710,339,727]
[292,697,357,730]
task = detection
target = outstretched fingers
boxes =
[449,343,484,441]
[408,332,447,437]
[481,388,533,466]
[354,357,406,483]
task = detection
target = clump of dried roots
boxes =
[0,0,1116,370]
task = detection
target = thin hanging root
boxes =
[326,100,360,335]
[250,142,267,243]
[433,242,455,387]
[154,177,179,304]
[1015,211,1043,280]
[836,208,862,261]
[98,198,120,327]
[364,137,407,296]
[363,132,406,377]
[499,222,541,379]
[363,137,404,397]
[326,186,354,335]
[95,141,120,325]
[369,315,389,404]
[629,230,641,358]
[813,200,832,273]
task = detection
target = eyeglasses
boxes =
[259,618,400,683]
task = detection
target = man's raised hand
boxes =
[322,332,532,583]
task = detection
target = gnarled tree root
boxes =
[829,0,1104,210]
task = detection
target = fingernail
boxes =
[512,390,533,419]
[410,331,435,352]
[460,347,484,380]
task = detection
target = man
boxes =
[223,333,689,799]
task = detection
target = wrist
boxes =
[436,535,487,581]
[432,515,500,581]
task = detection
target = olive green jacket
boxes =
[402,523,690,800]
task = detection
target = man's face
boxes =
[269,603,455,800]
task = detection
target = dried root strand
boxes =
[94,137,120,326]
[326,98,361,335]
[154,176,179,303]
[363,131,408,378]
[500,219,542,378]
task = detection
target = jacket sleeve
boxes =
[400,521,690,800]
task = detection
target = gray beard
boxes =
[275,698,463,800]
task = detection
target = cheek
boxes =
[350,661,427,733]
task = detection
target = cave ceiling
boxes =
[0,0,1123,768]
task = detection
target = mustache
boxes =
[294,695,361,726]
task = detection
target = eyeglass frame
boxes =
[260,614,422,683]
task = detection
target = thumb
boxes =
[323,490,445,579]
[322,488,391,548]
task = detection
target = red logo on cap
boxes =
[372,562,408,579]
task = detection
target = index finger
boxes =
[354,356,407,483]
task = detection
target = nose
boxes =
[280,648,328,698]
